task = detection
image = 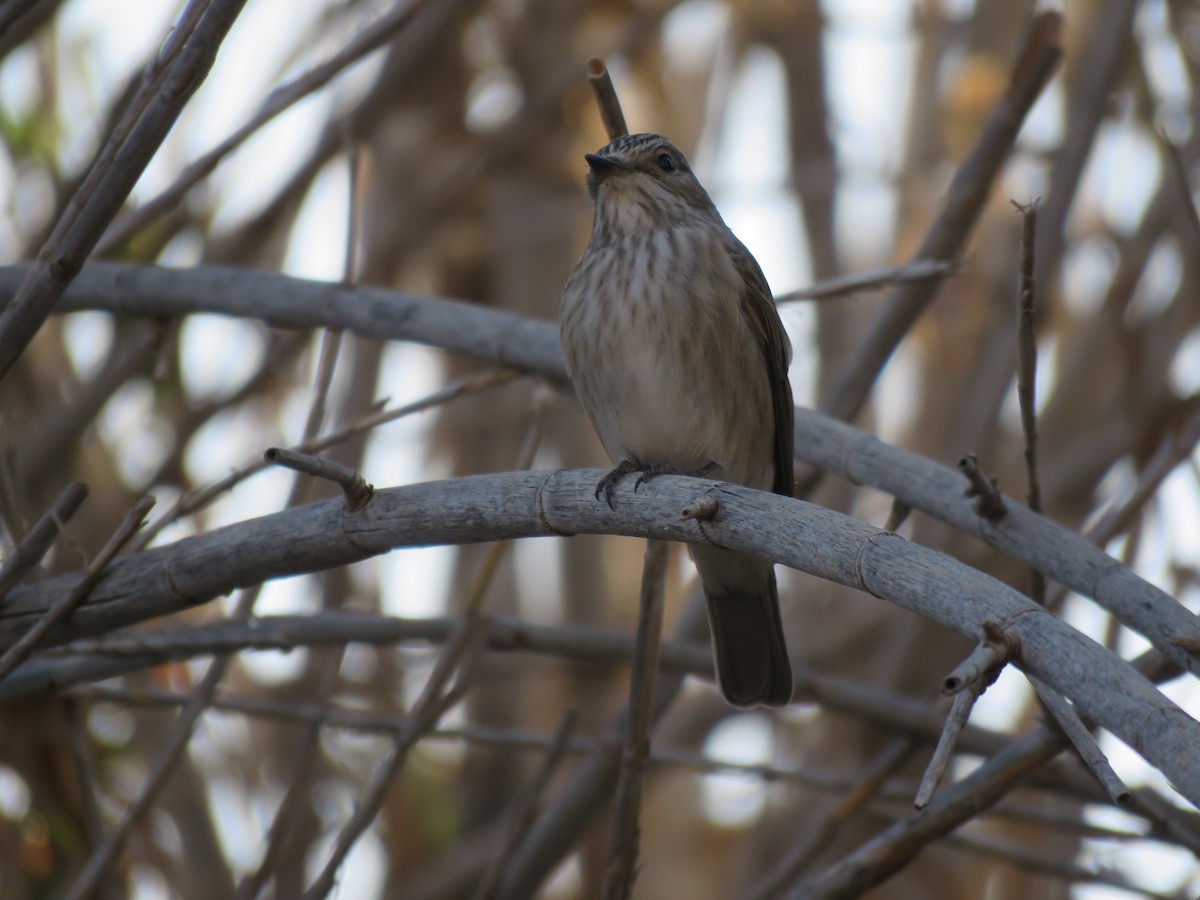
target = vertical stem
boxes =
[1014,199,1044,603]
[602,538,669,900]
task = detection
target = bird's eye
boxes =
[656,153,675,172]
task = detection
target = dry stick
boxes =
[0,0,248,382]
[95,0,428,256]
[8,470,1200,800]
[915,631,1010,810]
[793,733,1066,899]
[303,617,486,899]
[882,498,911,533]
[1013,199,1044,604]
[234,648,344,900]
[587,58,629,141]
[68,678,1193,853]
[70,684,1198,885]
[0,481,88,600]
[776,259,960,303]
[941,638,1005,695]
[131,367,519,551]
[791,649,1184,899]
[821,11,1061,423]
[938,831,1173,898]
[602,538,669,900]
[41,613,1013,762]
[265,448,374,511]
[474,711,579,900]
[72,175,363,896]
[303,400,548,898]
[1028,677,1128,806]
[71,681,856,794]
[0,496,152,683]
[236,145,367,898]
[1010,196,1136,807]
[62,582,253,900]
[749,738,919,899]
[913,692,976,811]
[238,146,369,897]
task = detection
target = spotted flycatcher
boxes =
[561,133,794,708]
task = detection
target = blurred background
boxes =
[0,0,1199,896]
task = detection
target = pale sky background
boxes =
[1,0,1198,896]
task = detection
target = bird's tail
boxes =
[693,547,792,708]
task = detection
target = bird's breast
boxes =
[561,227,774,490]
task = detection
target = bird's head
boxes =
[583,133,717,238]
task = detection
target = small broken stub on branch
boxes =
[681,493,720,522]
[959,453,1006,520]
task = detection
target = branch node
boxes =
[959,453,1007,520]
[941,624,1012,696]
[680,493,719,522]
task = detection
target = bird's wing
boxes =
[727,238,796,498]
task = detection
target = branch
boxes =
[1013,198,1045,603]
[0,0,249,381]
[94,0,431,256]
[4,259,1191,680]
[603,539,668,900]
[821,10,1062,422]
[0,496,152,682]
[5,470,1200,807]
[0,481,88,599]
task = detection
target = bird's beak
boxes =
[585,153,626,179]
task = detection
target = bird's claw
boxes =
[634,460,720,491]
[595,460,721,507]
[594,459,639,509]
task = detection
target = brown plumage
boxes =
[560,133,794,708]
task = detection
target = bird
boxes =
[560,132,794,708]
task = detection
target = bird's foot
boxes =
[595,459,640,509]
[634,460,720,491]
[596,460,721,508]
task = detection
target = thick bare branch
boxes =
[3,470,1199,805]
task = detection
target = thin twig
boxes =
[1013,198,1045,603]
[776,259,961,303]
[913,692,975,810]
[939,830,1174,897]
[750,738,918,898]
[1029,676,1129,806]
[882,498,911,533]
[233,645,345,900]
[302,617,486,899]
[821,10,1061,422]
[474,711,579,900]
[602,538,669,900]
[264,448,374,511]
[0,496,152,682]
[916,632,1010,809]
[941,638,1004,695]
[587,58,629,141]
[0,481,88,600]
[0,0,249,382]
[62,598,245,900]
[71,679,1194,851]
[132,367,519,550]
[95,0,430,256]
